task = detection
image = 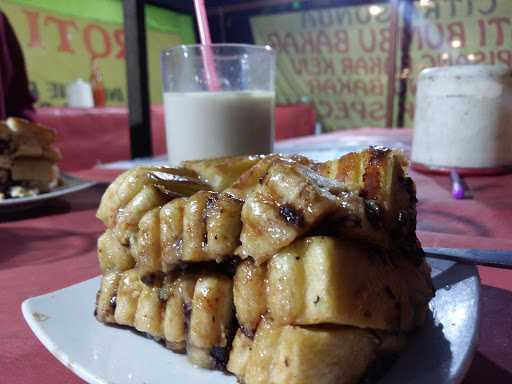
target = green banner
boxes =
[251,4,392,131]
[1,0,195,106]
[4,0,195,38]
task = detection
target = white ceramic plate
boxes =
[22,258,480,384]
[0,174,95,212]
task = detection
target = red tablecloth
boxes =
[35,104,317,171]
[35,106,168,171]
[274,103,316,140]
[1,129,511,383]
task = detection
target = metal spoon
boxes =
[424,247,512,269]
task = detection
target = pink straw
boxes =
[193,0,221,91]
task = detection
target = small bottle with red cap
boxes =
[90,58,106,108]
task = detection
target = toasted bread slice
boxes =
[95,269,235,370]
[9,158,59,192]
[181,191,242,264]
[39,145,62,162]
[234,236,433,334]
[233,259,267,336]
[0,119,61,195]
[316,147,407,200]
[316,147,421,256]
[96,166,209,228]
[225,154,314,200]
[5,117,60,159]
[160,191,242,270]
[10,158,58,182]
[111,184,169,247]
[97,229,135,273]
[99,187,242,274]
[228,318,404,384]
[187,274,235,369]
[110,269,144,327]
[5,118,56,157]
[236,161,342,263]
[95,270,122,323]
[134,207,162,273]
[181,155,266,192]
[236,160,388,264]
[97,167,210,253]
[236,148,421,264]
[161,273,196,351]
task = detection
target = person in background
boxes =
[0,10,36,120]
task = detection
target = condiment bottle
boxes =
[90,59,106,107]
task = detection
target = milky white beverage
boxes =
[164,90,274,165]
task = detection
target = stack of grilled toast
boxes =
[0,117,61,199]
[95,148,434,383]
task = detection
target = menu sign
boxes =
[251,4,392,131]
[403,0,512,126]
[2,0,194,106]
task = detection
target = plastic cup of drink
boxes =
[161,44,275,165]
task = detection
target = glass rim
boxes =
[161,43,274,58]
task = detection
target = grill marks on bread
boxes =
[237,160,387,264]
[95,269,235,370]
[161,191,243,270]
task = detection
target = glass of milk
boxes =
[161,44,275,165]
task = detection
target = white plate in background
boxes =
[0,174,95,212]
[22,258,480,384]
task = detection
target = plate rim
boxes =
[22,294,107,384]
[0,174,95,207]
[452,264,481,384]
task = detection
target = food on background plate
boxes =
[94,148,435,383]
[0,117,61,199]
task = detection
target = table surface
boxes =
[1,128,511,384]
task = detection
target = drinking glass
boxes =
[161,44,275,165]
